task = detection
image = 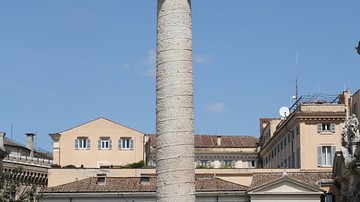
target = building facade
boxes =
[146,134,259,169]
[49,117,146,168]
[259,91,349,169]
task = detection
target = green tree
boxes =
[0,166,37,202]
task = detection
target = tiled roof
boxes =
[43,175,248,193]
[4,138,30,150]
[148,135,258,148]
[250,171,332,189]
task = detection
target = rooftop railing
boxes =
[4,153,53,168]
[289,93,341,113]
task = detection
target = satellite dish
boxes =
[279,106,290,118]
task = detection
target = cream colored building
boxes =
[259,91,350,169]
[350,89,360,118]
[146,135,259,169]
[49,117,145,168]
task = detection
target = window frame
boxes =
[98,137,112,150]
[75,137,90,150]
[118,137,134,150]
[317,123,336,134]
[317,145,336,167]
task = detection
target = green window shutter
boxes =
[317,146,322,166]
[98,139,101,150]
[109,140,112,149]
[75,139,79,149]
[86,139,90,149]
[330,124,336,132]
[317,124,322,133]
[130,139,134,149]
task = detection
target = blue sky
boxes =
[1,1,360,152]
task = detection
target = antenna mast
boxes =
[295,51,299,100]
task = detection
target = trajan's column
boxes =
[156,0,195,202]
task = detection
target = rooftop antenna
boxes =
[279,106,290,119]
[11,123,13,140]
[295,51,299,101]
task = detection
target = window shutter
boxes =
[118,139,122,149]
[98,139,101,149]
[317,124,322,133]
[196,161,201,167]
[86,139,90,149]
[221,160,225,167]
[75,139,79,149]
[331,145,336,165]
[130,139,134,149]
[231,160,235,168]
[317,146,322,166]
[330,124,336,132]
[109,140,112,149]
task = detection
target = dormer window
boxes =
[96,174,106,185]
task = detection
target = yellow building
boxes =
[49,117,146,168]
[259,91,350,169]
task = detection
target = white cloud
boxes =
[204,102,225,113]
[193,54,212,64]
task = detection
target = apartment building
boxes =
[259,91,350,169]
[350,89,360,118]
[49,117,145,168]
[146,134,259,169]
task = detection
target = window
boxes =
[118,137,134,150]
[321,193,335,202]
[284,137,287,147]
[317,123,335,133]
[148,160,156,167]
[247,160,256,168]
[288,133,291,143]
[317,145,336,166]
[75,137,90,150]
[198,160,211,168]
[296,125,300,136]
[98,137,112,150]
[352,103,357,115]
[221,160,235,168]
[296,148,300,168]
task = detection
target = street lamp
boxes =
[356,41,360,55]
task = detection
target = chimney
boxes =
[0,132,5,151]
[26,133,35,157]
[217,136,222,146]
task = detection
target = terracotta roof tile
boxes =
[148,135,258,148]
[250,171,332,189]
[44,176,248,193]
